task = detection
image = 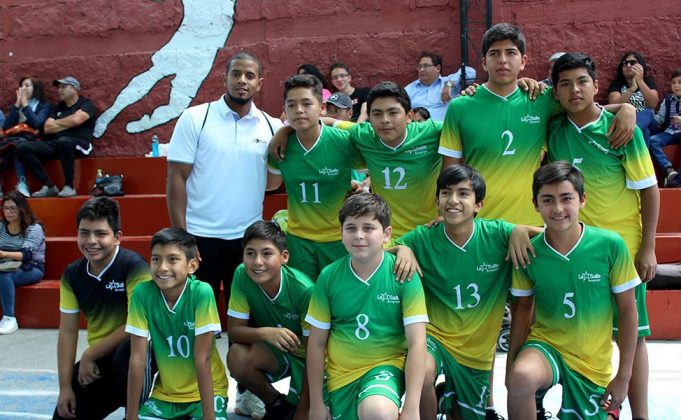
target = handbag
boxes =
[2,123,39,138]
[0,260,22,272]
[90,174,124,197]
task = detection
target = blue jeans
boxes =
[649,131,681,169]
[636,109,657,147]
[0,266,43,317]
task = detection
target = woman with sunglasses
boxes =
[608,51,659,146]
[0,190,45,334]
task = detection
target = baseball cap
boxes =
[52,77,81,91]
[326,92,353,109]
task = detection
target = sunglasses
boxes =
[622,59,639,67]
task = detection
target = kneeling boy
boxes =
[507,162,639,419]
[396,164,540,419]
[227,220,315,419]
[126,228,228,420]
[306,193,428,420]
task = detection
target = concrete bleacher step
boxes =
[658,188,681,233]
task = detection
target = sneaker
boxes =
[435,382,446,414]
[664,167,679,187]
[485,408,505,420]
[32,185,58,197]
[58,186,77,197]
[263,394,295,420]
[16,178,30,197]
[537,407,554,419]
[235,389,266,419]
[0,316,18,334]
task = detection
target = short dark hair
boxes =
[419,51,443,67]
[329,62,351,75]
[76,197,121,233]
[151,227,197,259]
[437,164,486,203]
[242,220,287,253]
[532,161,585,201]
[20,76,46,103]
[226,52,262,77]
[481,23,526,56]
[551,52,597,87]
[671,68,681,79]
[284,74,323,103]
[339,193,391,229]
[366,81,411,114]
[297,64,332,91]
[412,107,431,121]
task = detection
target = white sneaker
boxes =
[235,389,266,419]
[0,316,18,334]
[57,186,77,197]
[16,178,30,197]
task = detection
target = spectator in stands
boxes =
[539,51,565,86]
[650,68,681,187]
[412,107,431,122]
[1,76,52,197]
[608,51,659,146]
[16,77,96,198]
[0,190,45,335]
[405,51,476,121]
[297,64,332,102]
[325,92,354,121]
[329,62,370,121]
[54,197,150,419]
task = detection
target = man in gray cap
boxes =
[325,92,354,121]
[16,76,97,197]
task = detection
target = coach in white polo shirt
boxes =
[167,52,283,314]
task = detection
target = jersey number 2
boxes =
[501,130,516,156]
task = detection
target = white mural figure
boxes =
[94,0,236,137]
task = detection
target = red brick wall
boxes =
[0,0,678,156]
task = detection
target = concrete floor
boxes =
[1,329,679,419]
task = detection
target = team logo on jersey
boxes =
[184,321,195,329]
[143,399,162,415]
[578,271,602,283]
[377,292,400,304]
[405,145,428,156]
[476,262,499,273]
[252,137,268,144]
[319,167,340,176]
[587,138,611,154]
[283,312,300,320]
[520,114,541,124]
[105,280,125,292]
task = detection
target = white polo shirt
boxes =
[168,96,283,240]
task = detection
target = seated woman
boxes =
[0,190,46,334]
[1,76,51,197]
[607,51,659,146]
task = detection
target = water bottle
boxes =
[151,134,160,157]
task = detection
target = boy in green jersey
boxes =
[227,221,315,420]
[440,23,637,227]
[507,162,639,420]
[548,52,659,420]
[126,228,228,420]
[267,74,362,280]
[396,164,540,420]
[270,81,455,241]
[306,193,428,420]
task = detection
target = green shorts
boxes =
[613,281,650,337]
[427,336,490,419]
[138,394,228,419]
[524,340,606,419]
[264,343,305,404]
[286,233,347,280]
[328,365,404,420]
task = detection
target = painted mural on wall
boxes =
[93,0,236,138]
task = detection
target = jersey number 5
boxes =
[563,292,576,319]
